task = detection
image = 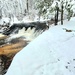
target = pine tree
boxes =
[65,1,73,21]
[34,0,54,19]
[34,0,75,22]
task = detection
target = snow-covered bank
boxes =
[5,17,75,75]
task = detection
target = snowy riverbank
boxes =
[5,17,75,75]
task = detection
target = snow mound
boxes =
[5,17,75,75]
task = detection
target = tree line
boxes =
[34,0,75,25]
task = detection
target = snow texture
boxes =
[5,17,75,75]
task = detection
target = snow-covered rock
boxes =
[5,17,75,75]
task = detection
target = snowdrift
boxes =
[5,17,75,75]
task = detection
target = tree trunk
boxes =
[27,0,29,14]
[0,9,2,19]
[61,2,63,25]
[55,2,59,25]
[55,13,57,25]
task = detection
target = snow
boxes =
[5,17,75,75]
[10,16,21,26]
[22,16,34,23]
[0,17,10,25]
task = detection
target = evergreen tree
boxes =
[34,0,54,19]
[65,1,73,21]
[34,0,75,22]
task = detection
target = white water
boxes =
[6,27,43,42]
